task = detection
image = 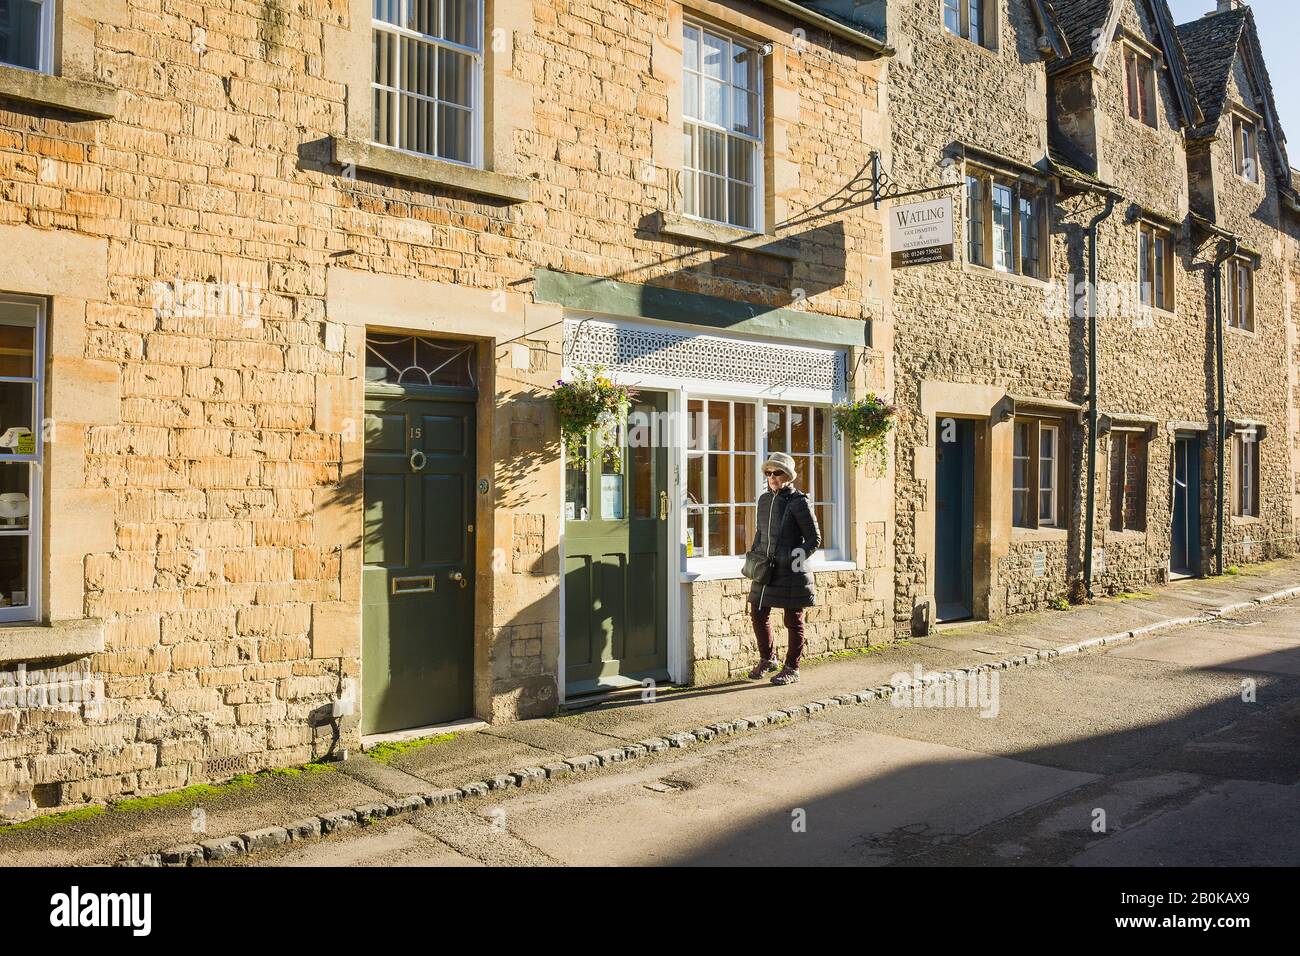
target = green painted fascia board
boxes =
[532,269,870,349]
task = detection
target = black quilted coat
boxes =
[748,484,821,609]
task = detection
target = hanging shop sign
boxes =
[890,196,954,268]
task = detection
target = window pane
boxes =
[400,94,436,155]
[566,437,588,520]
[403,0,436,35]
[733,91,760,138]
[708,454,731,503]
[0,381,34,438]
[816,503,832,551]
[701,30,725,79]
[699,174,725,223]
[1039,490,1053,521]
[968,0,983,45]
[683,24,699,72]
[687,399,705,451]
[814,456,833,502]
[0,320,34,377]
[438,48,473,107]
[732,43,758,91]
[701,77,726,127]
[0,463,31,530]
[0,533,30,608]
[794,456,810,489]
[374,29,398,87]
[734,403,755,452]
[1020,196,1039,277]
[706,506,729,556]
[437,104,472,163]
[683,72,699,122]
[441,0,479,48]
[728,137,754,184]
[696,126,724,176]
[401,35,436,99]
[707,401,729,451]
[767,405,787,452]
[1012,490,1027,528]
[943,0,960,34]
[735,505,756,556]
[992,184,1013,270]
[734,454,755,503]
[813,407,830,455]
[686,508,703,555]
[631,420,653,520]
[0,0,45,70]
[686,453,703,505]
[727,182,754,229]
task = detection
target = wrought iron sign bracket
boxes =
[867,151,961,209]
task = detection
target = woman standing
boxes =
[746,451,820,685]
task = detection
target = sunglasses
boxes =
[763,470,786,477]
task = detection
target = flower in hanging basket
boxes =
[832,394,896,475]
[552,366,634,472]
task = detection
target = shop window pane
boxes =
[687,399,705,451]
[733,454,755,504]
[814,456,833,502]
[734,403,755,452]
[686,453,703,506]
[442,0,479,48]
[708,454,731,503]
[791,405,810,453]
[766,405,787,452]
[816,504,832,551]
[706,506,729,556]
[707,401,729,451]
[735,505,756,556]
[1012,490,1028,527]
[814,407,830,455]
[686,508,703,556]
[793,456,810,490]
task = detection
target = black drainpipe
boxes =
[1083,193,1118,600]
[1213,236,1238,575]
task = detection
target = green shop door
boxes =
[362,396,475,734]
[564,393,670,695]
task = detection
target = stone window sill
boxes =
[1231,515,1262,526]
[961,260,1052,290]
[682,558,856,583]
[653,211,800,261]
[1104,528,1149,542]
[0,64,119,118]
[1012,526,1069,543]
[0,618,104,664]
[330,138,530,203]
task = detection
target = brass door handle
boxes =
[450,571,467,589]
[659,490,668,520]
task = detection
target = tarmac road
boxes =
[233,597,1300,866]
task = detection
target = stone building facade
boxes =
[884,0,1298,635]
[0,0,1296,821]
[0,0,894,817]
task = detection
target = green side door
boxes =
[362,395,475,734]
[564,392,670,694]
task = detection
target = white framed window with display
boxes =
[0,293,44,623]
[683,397,845,573]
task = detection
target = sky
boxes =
[1167,0,1298,157]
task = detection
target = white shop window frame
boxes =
[370,0,486,169]
[560,315,850,581]
[0,293,45,625]
[0,0,55,74]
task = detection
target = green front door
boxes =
[362,395,475,733]
[564,393,670,694]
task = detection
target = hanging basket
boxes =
[832,394,896,476]
[552,366,633,473]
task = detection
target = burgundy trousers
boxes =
[750,603,806,669]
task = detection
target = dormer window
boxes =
[1125,47,1157,128]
